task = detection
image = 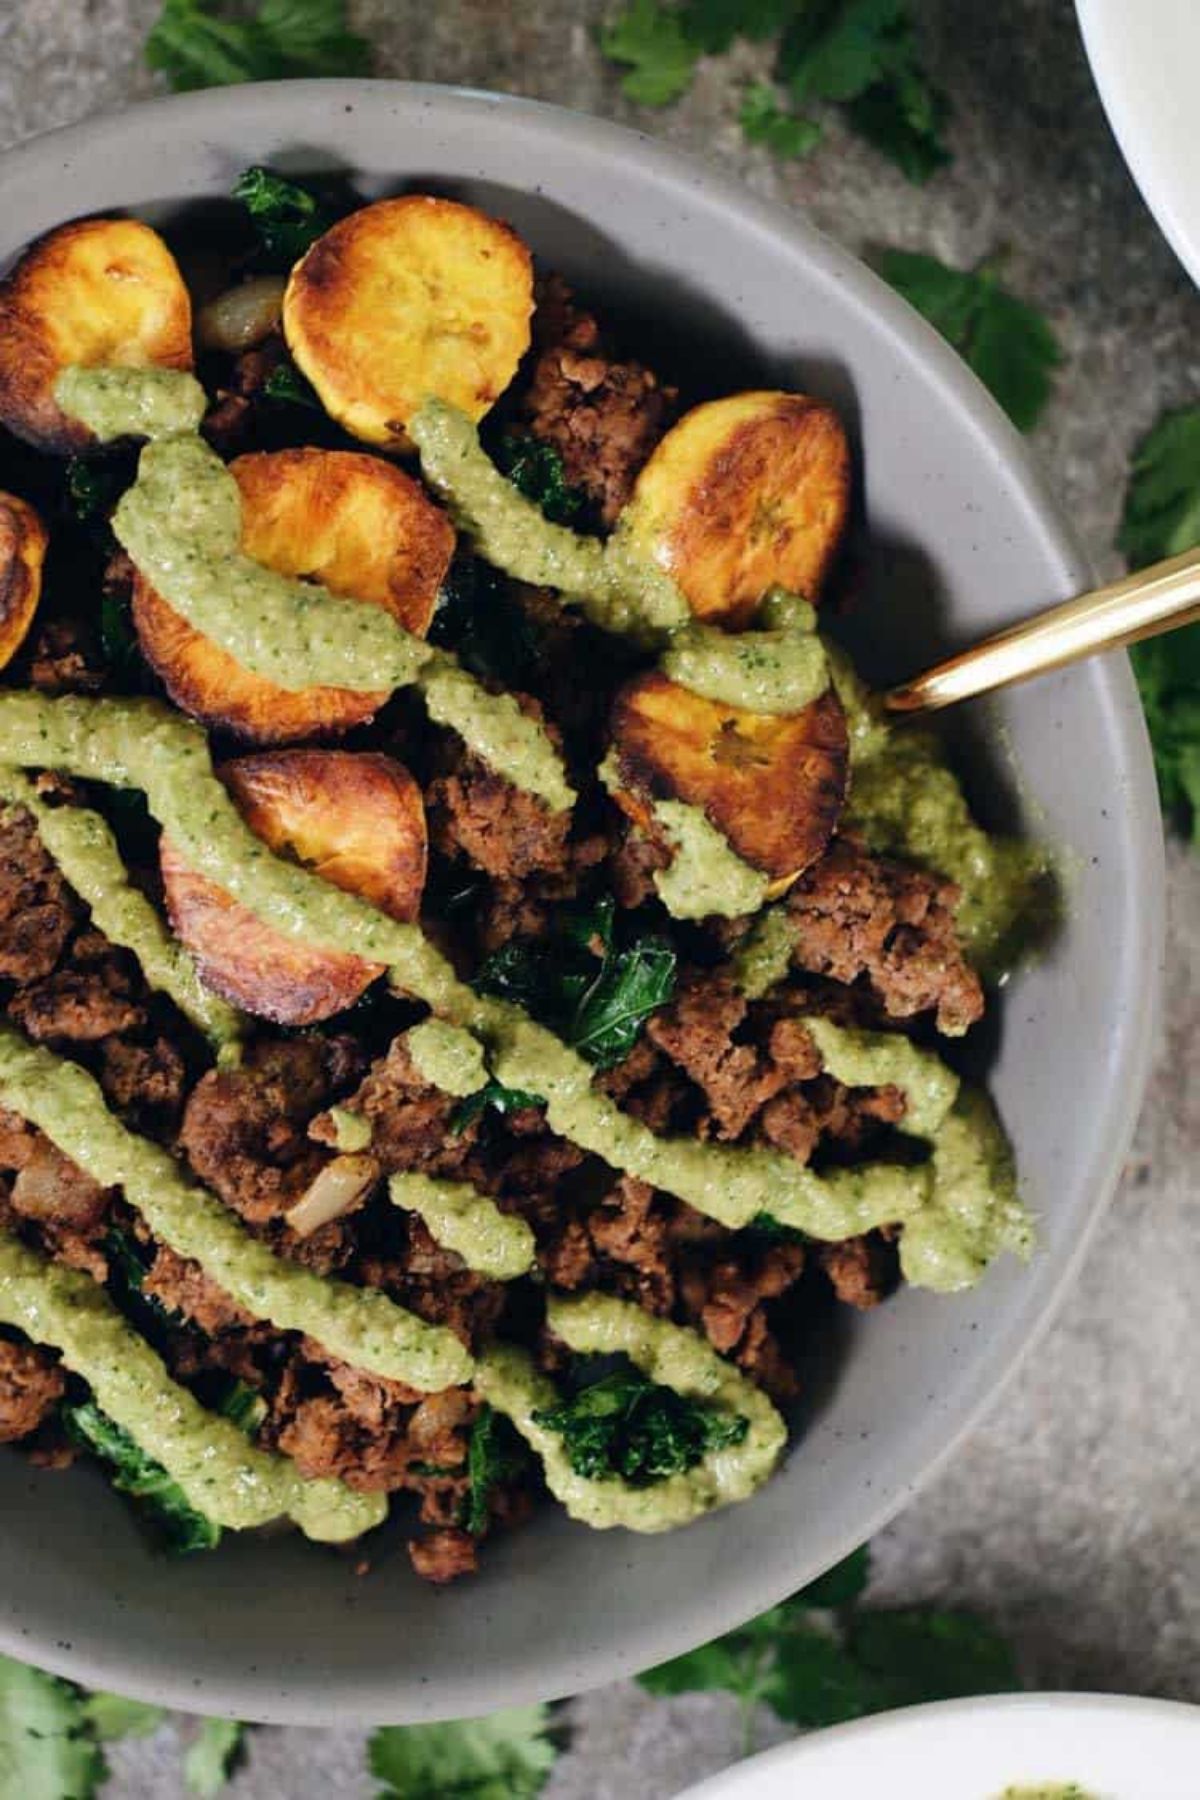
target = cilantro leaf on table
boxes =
[600,0,700,105]
[877,250,1061,431]
[232,166,340,269]
[146,0,372,93]
[475,896,676,1070]
[464,1403,532,1536]
[184,1717,246,1796]
[795,1543,871,1608]
[0,1655,107,1800]
[1119,408,1200,841]
[368,1704,557,1800]
[493,436,586,526]
[846,1606,1021,1702]
[739,85,822,159]
[684,0,795,54]
[63,1402,222,1555]
[533,1359,747,1485]
[80,1691,167,1743]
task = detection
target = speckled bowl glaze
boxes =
[0,82,1164,1725]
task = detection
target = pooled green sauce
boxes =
[731,905,800,999]
[55,365,207,441]
[475,1292,785,1530]
[0,1028,472,1391]
[404,1017,488,1098]
[899,1087,1032,1292]
[660,608,828,715]
[411,400,690,642]
[389,1172,536,1281]
[598,750,769,921]
[831,649,1048,977]
[0,1231,383,1542]
[0,771,242,1050]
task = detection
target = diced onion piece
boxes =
[286,1154,379,1237]
[197,275,287,353]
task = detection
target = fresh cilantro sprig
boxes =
[184,1718,246,1797]
[0,1655,108,1800]
[1120,408,1200,842]
[600,0,949,180]
[146,0,372,92]
[369,1704,556,1800]
[877,249,1062,432]
[232,165,340,269]
[639,1546,1018,1746]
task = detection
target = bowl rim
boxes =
[0,78,1167,1723]
[675,1692,1200,1798]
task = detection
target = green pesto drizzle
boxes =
[56,370,572,813]
[326,1106,373,1152]
[410,400,690,642]
[0,1028,472,1391]
[900,1088,1032,1292]
[730,905,799,999]
[389,1172,536,1281]
[830,648,1049,977]
[475,1292,786,1530]
[0,769,242,1051]
[801,1015,960,1139]
[0,1231,383,1542]
[660,609,828,715]
[404,1017,488,1097]
[56,365,207,441]
[0,691,1024,1285]
[651,798,770,920]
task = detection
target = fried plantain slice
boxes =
[161,749,428,1026]
[609,671,848,884]
[0,494,48,673]
[132,447,453,744]
[282,195,533,449]
[619,391,850,628]
[0,218,193,453]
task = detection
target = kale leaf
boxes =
[263,358,322,410]
[369,1705,556,1800]
[65,457,128,525]
[474,895,676,1071]
[431,554,545,690]
[493,436,586,526]
[146,0,372,94]
[216,1378,268,1436]
[451,1080,547,1134]
[232,165,340,270]
[533,1358,747,1486]
[464,1403,532,1536]
[63,1402,222,1555]
[877,249,1061,432]
[103,1225,179,1340]
[0,1654,108,1800]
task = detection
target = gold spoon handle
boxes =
[884,545,1200,714]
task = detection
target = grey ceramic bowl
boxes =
[0,81,1164,1726]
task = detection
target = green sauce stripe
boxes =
[0,1230,384,1542]
[0,767,243,1050]
[0,1027,472,1391]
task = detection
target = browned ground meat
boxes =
[9,1136,110,1237]
[99,1037,188,1131]
[9,949,145,1043]
[180,1036,364,1226]
[0,1337,64,1442]
[784,838,984,1036]
[607,816,672,912]
[517,276,677,525]
[144,1244,255,1336]
[647,971,791,1140]
[817,1234,893,1309]
[361,1213,506,1350]
[26,615,106,696]
[0,808,79,984]
[408,1526,478,1583]
[309,1037,477,1179]
[426,733,573,881]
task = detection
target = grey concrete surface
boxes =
[0,1,1197,1794]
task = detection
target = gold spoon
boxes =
[883,544,1200,714]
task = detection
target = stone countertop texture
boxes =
[0,2,1197,1795]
